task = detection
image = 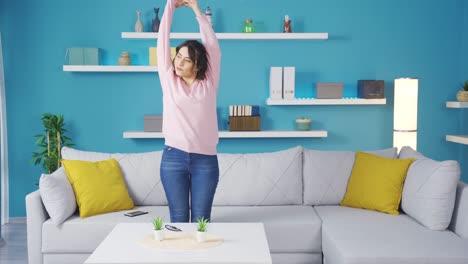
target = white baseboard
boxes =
[7,217,26,224]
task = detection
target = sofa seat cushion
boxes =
[315,205,468,264]
[211,206,322,253]
[42,206,170,253]
[42,205,321,254]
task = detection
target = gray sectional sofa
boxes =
[26,146,468,264]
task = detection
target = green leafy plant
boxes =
[152,217,164,230]
[31,113,74,174]
[463,81,468,91]
[196,217,209,232]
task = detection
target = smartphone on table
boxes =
[124,210,148,217]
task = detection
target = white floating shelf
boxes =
[266,98,387,105]
[446,135,468,145]
[124,130,328,139]
[121,32,328,40]
[446,101,468,108]
[63,65,158,72]
[221,130,328,138]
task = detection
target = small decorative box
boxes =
[358,80,385,99]
[229,116,261,131]
[316,82,343,99]
[144,115,163,132]
[66,47,101,65]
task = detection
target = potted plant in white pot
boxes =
[457,81,468,102]
[152,217,164,241]
[196,217,209,242]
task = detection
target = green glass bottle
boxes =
[242,19,254,33]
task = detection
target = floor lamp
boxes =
[393,78,418,151]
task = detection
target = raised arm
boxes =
[157,0,179,74]
[198,12,221,87]
[184,0,221,87]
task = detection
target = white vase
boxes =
[135,10,144,32]
[154,229,164,241]
[196,231,206,242]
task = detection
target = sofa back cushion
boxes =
[450,182,468,238]
[62,147,166,206]
[303,148,398,205]
[399,146,460,230]
[214,146,303,206]
[39,167,77,226]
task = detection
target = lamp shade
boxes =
[393,78,418,150]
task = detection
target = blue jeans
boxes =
[160,145,219,223]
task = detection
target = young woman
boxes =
[157,0,221,223]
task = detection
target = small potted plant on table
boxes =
[196,217,209,242]
[152,217,164,241]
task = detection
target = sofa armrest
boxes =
[449,181,468,238]
[26,190,49,264]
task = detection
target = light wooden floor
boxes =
[0,219,28,264]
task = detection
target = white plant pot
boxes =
[196,231,207,242]
[457,91,468,102]
[154,229,165,241]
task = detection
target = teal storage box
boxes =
[66,47,101,65]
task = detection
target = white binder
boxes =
[269,67,283,99]
[283,67,295,99]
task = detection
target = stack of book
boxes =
[228,105,260,131]
[229,105,260,116]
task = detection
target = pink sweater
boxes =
[157,0,221,155]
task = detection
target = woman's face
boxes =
[174,47,197,79]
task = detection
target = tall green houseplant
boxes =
[31,113,74,174]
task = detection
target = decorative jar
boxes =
[242,19,254,33]
[118,52,131,66]
[295,118,312,131]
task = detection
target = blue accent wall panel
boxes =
[2,0,466,216]
[459,0,468,187]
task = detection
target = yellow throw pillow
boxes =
[62,158,134,218]
[340,151,414,215]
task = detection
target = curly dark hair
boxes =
[174,40,210,80]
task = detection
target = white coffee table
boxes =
[84,222,272,264]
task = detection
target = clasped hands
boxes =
[175,0,199,9]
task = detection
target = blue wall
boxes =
[459,0,468,187]
[0,0,5,235]
[1,0,467,217]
